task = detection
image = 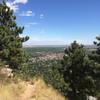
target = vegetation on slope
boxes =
[0,1,29,70]
[0,1,100,100]
[0,78,65,100]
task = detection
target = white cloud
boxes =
[13,0,28,4]
[29,22,38,25]
[25,22,38,28]
[6,0,28,12]
[19,10,35,16]
[40,14,44,19]
[6,2,19,12]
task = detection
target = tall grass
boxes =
[0,78,65,100]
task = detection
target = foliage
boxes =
[40,60,68,96]
[20,59,68,96]
[25,47,64,58]
[59,41,96,100]
[89,36,100,63]
[0,1,99,100]
[89,36,100,99]
[0,1,29,70]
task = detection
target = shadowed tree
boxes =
[0,1,29,70]
[89,36,100,99]
[90,36,100,63]
[60,41,96,100]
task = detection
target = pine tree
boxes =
[0,1,29,70]
[60,41,96,100]
[91,36,100,62]
[89,36,100,99]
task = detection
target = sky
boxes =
[5,0,100,45]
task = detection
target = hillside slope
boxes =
[0,78,65,100]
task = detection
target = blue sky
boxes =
[6,0,100,45]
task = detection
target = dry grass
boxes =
[0,78,65,100]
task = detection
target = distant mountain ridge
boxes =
[23,44,97,49]
[23,45,67,48]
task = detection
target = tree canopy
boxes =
[0,1,29,70]
[60,41,96,100]
[89,36,100,99]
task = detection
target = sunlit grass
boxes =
[0,78,65,100]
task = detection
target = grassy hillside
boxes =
[0,78,65,100]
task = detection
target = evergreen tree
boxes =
[89,36,100,99]
[90,36,100,62]
[0,1,29,70]
[60,41,96,100]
